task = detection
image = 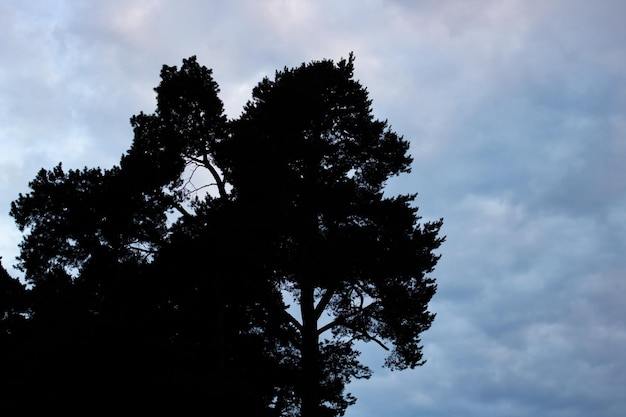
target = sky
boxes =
[1,0,625,416]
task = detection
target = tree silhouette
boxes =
[3,55,443,416]
[220,54,444,416]
[6,58,290,414]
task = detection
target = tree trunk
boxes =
[300,280,321,417]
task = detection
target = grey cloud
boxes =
[1,1,625,416]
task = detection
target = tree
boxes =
[120,57,300,413]
[9,57,228,285]
[6,57,292,414]
[0,258,28,377]
[218,54,444,416]
[6,55,443,416]
[0,258,25,321]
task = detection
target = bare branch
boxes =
[128,245,155,254]
[183,164,202,189]
[314,287,336,320]
[187,183,218,194]
[348,333,390,351]
[318,318,341,335]
[317,301,380,335]
[203,154,228,199]
[318,318,389,351]
[284,310,303,331]
[185,154,228,199]
[174,202,192,219]
[185,155,205,166]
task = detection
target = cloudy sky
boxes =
[1,0,625,415]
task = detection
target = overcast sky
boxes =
[1,1,625,415]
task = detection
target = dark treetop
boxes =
[2,55,443,416]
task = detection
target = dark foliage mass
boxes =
[0,55,444,416]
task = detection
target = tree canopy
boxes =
[2,54,444,416]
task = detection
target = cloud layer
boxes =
[1,1,625,416]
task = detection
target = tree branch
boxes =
[318,318,341,335]
[314,287,335,320]
[350,332,390,351]
[186,153,228,199]
[183,163,202,190]
[318,317,389,350]
[128,245,155,254]
[174,202,193,219]
[284,310,303,331]
[204,155,228,199]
